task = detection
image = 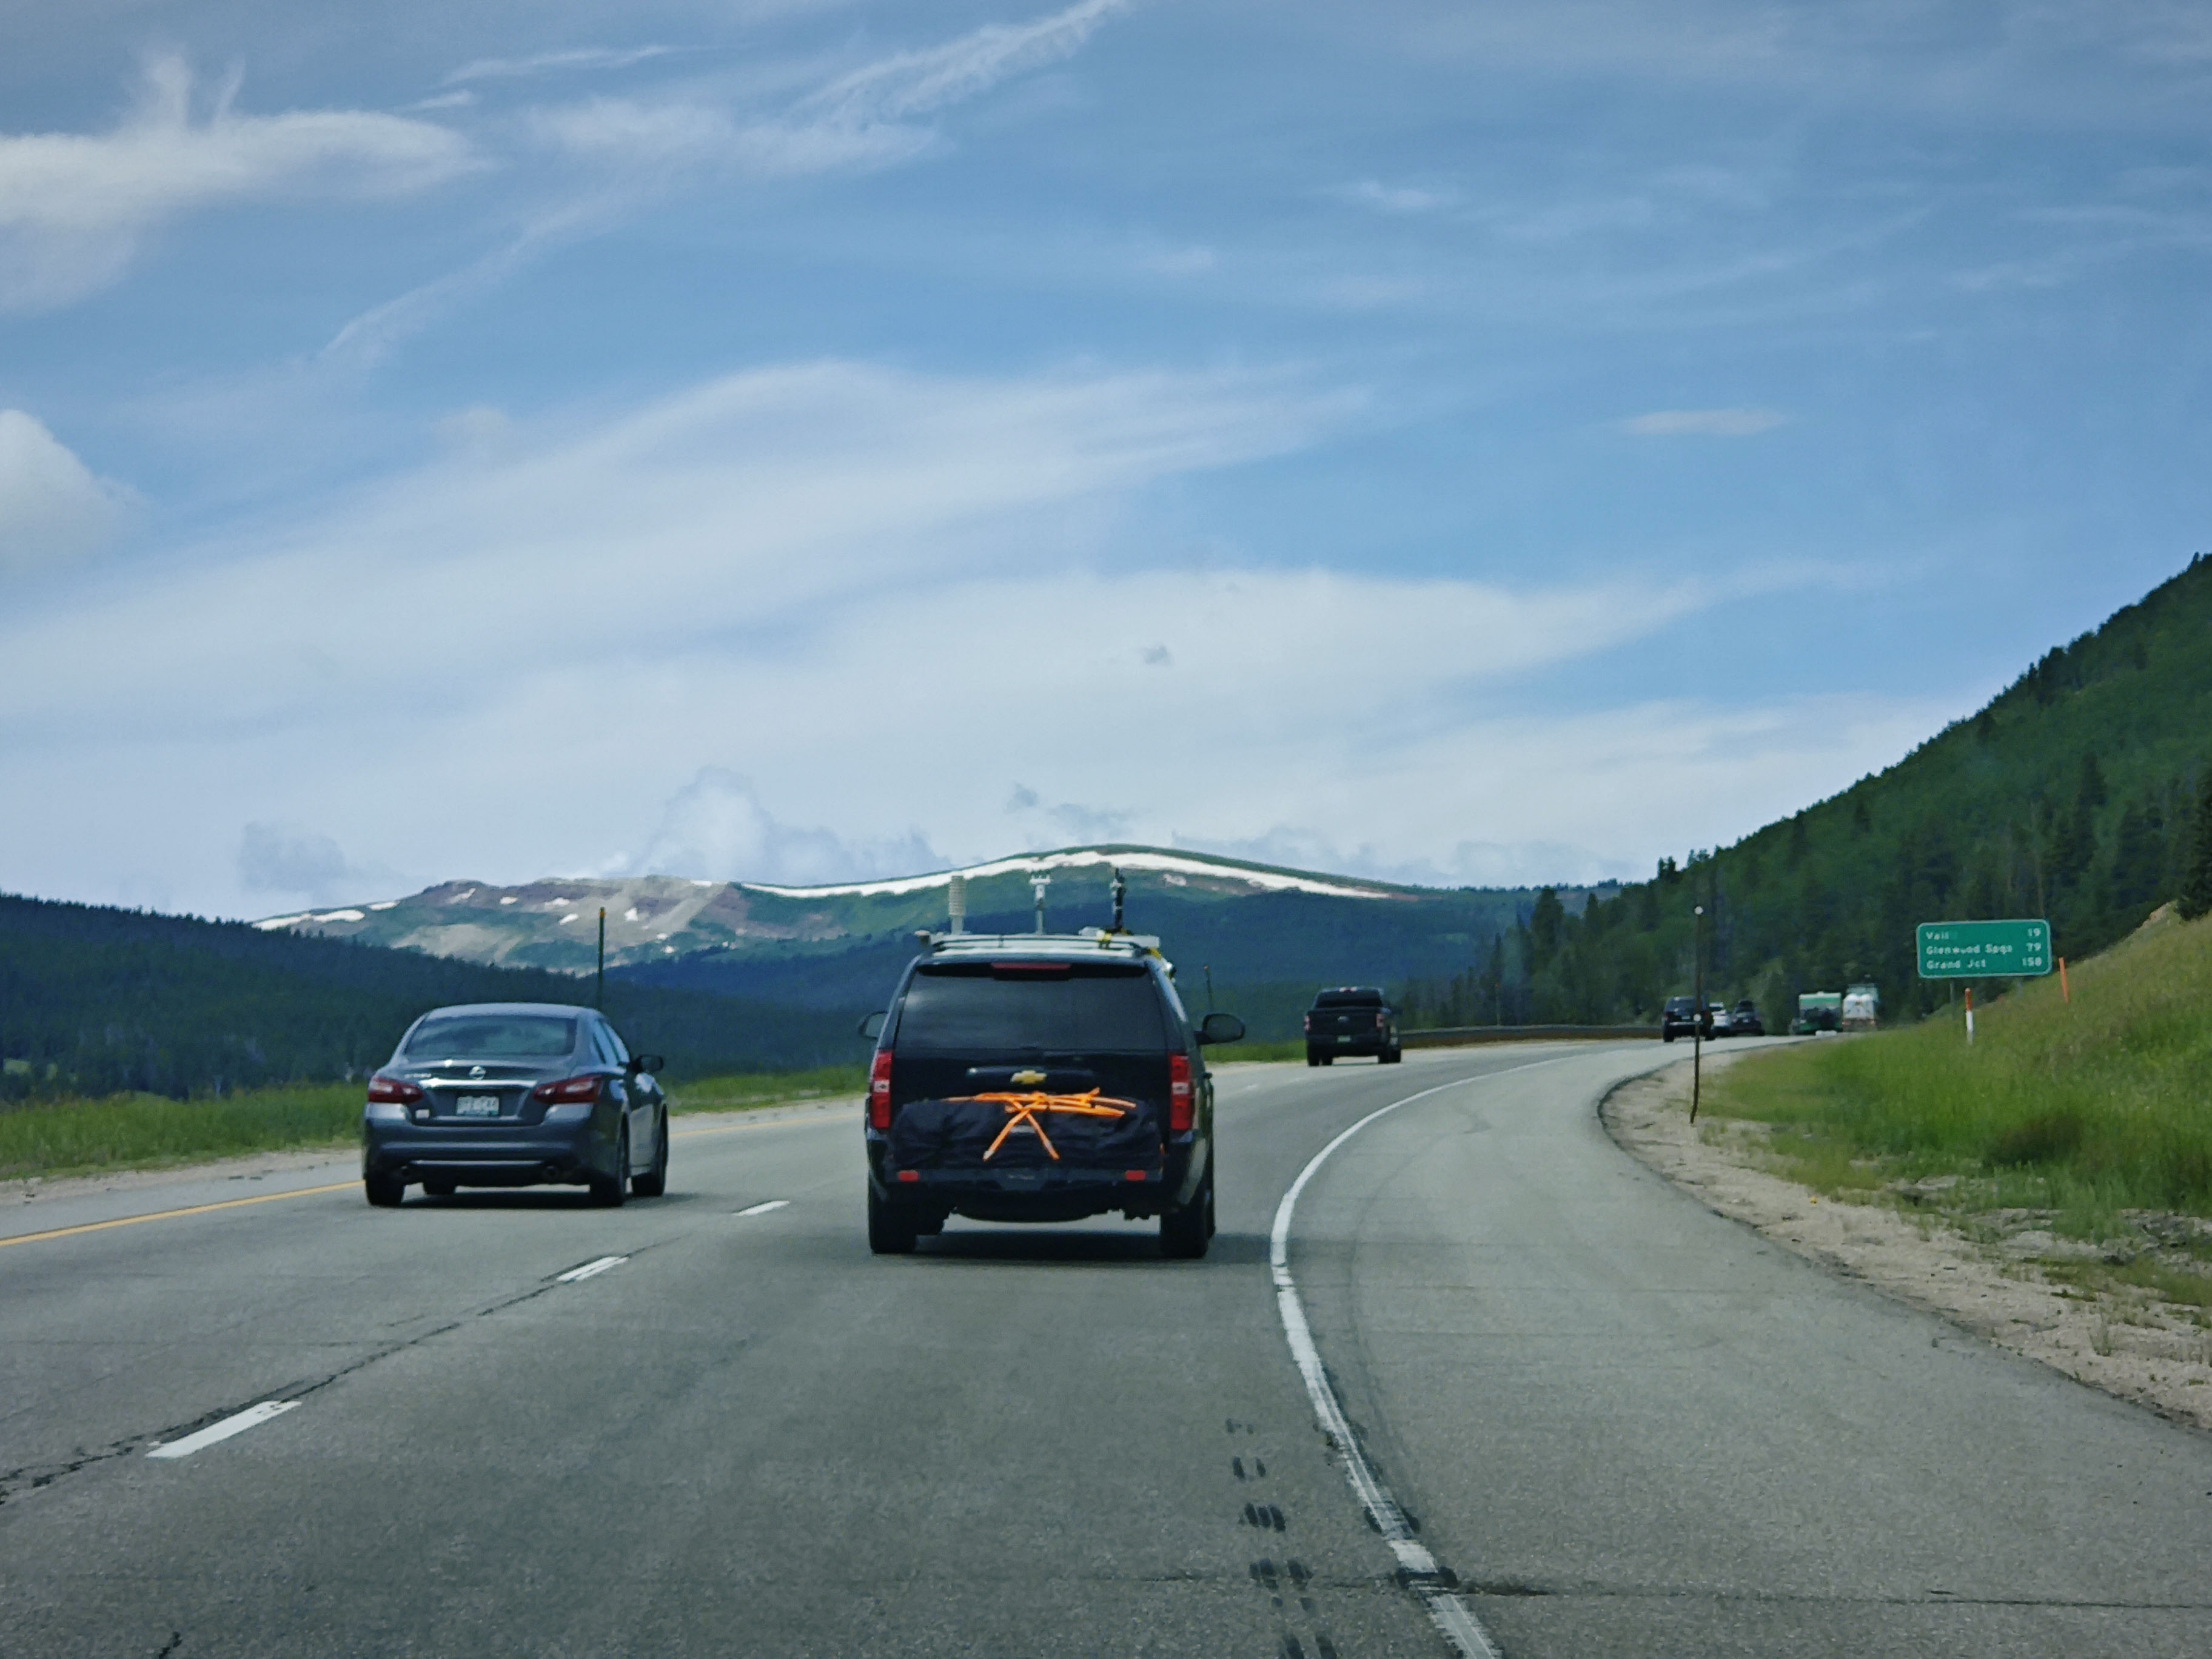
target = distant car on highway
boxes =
[1304,986,1402,1065]
[360,1002,668,1208]
[1660,995,1709,1042]
[859,931,1242,1258]
[1708,1002,1734,1036]
[1730,999,1764,1037]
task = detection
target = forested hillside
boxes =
[1407,554,2212,1030]
[0,894,855,1100]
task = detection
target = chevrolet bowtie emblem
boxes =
[1011,1069,1048,1085]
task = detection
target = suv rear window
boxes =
[406,1014,576,1056]
[894,964,1168,1053]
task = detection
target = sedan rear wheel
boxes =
[631,1111,668,1198]
[589,1125,630,1208]
[364,1171,404,1207]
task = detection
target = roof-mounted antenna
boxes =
[1031,872,1051,936]
[948,873,967,936]
[1110,866,1127,933]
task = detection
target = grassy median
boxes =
[1707,907,2212,1235]
[0,1064,883,1182]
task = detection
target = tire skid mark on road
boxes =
[1269,1058,1575,1659]
[1,1239,660,1503]
[1227,1417,1341,1657]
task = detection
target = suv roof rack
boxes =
[916,929,1162,956]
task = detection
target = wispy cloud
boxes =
[0,411,133,576]
[535,0,1130,175]
[1620,407,1788,437]
[802,0,1128,126]
[1335,179,1456,215]
[445,46,675,87]
[0,55,476,310]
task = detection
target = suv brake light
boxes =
[869,1050,894,1131]
[1302,1013,1312,1033]
[1376,1010,1388,1030]
[531,1075,603,1104]
[367,1074,423,1105]
[1168,1053,1193,1134]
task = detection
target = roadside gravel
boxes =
[1604,1051,2212,1433]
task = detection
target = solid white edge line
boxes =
[736,1200,789,1216]
[146,1399,298,1459]
[1269,1057,1572,1659]
[556,1255,628,1283]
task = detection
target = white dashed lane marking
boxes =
[555,1255,628,1283]
[735,1200,789,1216]
[147,1399,298,1460]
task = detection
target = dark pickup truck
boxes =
[1304,986,1402,1065]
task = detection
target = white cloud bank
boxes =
[0,411,132,575]
[0,55,475,309]
[0,354,1929,915]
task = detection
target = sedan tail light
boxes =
[1168,1053,1194,1134]
[531,1074,604,1105]
[366,1074,423,1105]
[868,1050,894,1131]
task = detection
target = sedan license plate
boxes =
[453,1094,502,1118]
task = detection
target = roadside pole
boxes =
[2059,957,2071,1004]
[1690,903,1705,1125]
[1964,985,1974,1045]
[597,908,606,1010]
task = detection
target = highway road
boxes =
[4,1042,2209,1658]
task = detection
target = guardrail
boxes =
[1399,1024,1660,1048]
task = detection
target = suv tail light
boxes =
[1168,1053,1194,1134]
[1302,1013,1313,1033]
[1376,1010,1388,1030]
[531,1075,603,1105]
[366,1074,423,1104]
[869,1050,894,1131]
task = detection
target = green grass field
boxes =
[1708,907,2212,1236]
[0,1082,364,1182]
[0,1064,880,1182]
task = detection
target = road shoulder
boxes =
[1603,1053,2212,1433]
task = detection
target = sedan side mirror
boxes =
[1197,1012,1245,1046]
[629,1053,666,1074]
[857,1010,887,1041]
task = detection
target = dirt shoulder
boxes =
[1603,1051,2212,1433]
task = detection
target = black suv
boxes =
[1304,986,1401,1065]
[1660,995,1709,1042]
[861,933,1242,1259]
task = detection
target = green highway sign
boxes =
[1916,919,2052,979]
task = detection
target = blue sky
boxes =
[4,1,2209,916]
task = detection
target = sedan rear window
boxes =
[894,965,1167,1053]
[405,1014,576,1057]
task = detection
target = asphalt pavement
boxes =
[2,1044,2207,1658]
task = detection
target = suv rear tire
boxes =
[868,1184,917,1255]
[1161,1161,1212,1259]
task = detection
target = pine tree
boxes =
[2180,772,2212,921]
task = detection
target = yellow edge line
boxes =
[0,1180,360,1252]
